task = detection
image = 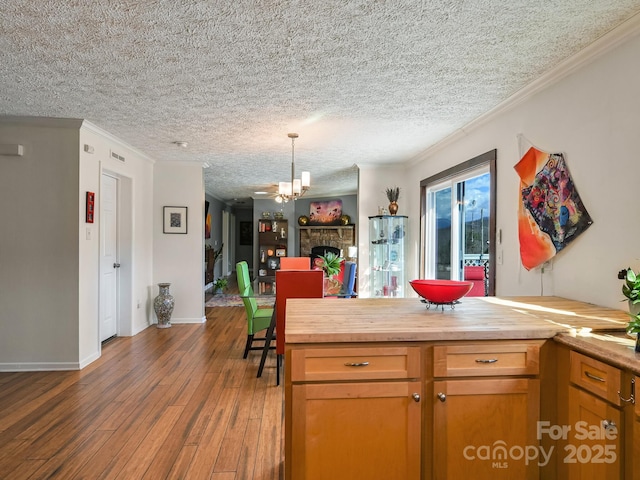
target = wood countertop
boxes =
[285,296,630,344]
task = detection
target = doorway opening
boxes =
[99,170,133,344]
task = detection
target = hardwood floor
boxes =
[0,305,283,480]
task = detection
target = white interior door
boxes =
[100,173,118,341]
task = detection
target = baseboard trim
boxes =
[0,361,81,372]
[79,351,101,369]
[168,317,207,324]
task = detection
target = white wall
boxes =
[0,117,158,371]
[153,162,205,324]
[363,27,640,310]
[79,122,155,347]
[357,166,411,297]
[0,119,82,369]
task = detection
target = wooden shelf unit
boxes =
[257,218,288,294]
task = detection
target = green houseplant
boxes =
[621,268,640,308]
[213,277,228,294]
[620,268,640,351]
[317,252,344,295]
[317,251,343,278]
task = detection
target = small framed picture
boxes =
[163,206,188,234]
[275,248,286,257]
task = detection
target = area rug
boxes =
[205,294,274,308]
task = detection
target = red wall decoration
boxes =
[86,191,95,223]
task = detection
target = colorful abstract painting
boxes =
[205,201,211,239]
[514,147,593,270]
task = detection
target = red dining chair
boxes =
[279,256,311,270]
[464,265,486,297]
[257,269,324,384]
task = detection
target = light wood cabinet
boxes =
[630,389,640,480]
[283,296,634,479]
[433,342,540,377]
[286,346,422,480]
[569,350,623,405]
[432,341,542,479]
[567,385,622,479]
[557,350,626,479]
[286,341,544,480]
[290,380,422,480]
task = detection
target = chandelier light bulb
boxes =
[301,171,311,188]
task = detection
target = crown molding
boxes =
[81,120,155,164]
[407,10,640,166]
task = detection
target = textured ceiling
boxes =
[1,1,639,204]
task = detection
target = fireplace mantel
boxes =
[298,224,356,257]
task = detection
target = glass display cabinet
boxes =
[369,215,408,297]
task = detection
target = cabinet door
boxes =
[291,381,421,480]
[567,385,622,480]
[632,396,640,480]
[433,378,540,480]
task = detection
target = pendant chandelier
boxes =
[275,133,310,203]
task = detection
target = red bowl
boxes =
[409,279,474,304]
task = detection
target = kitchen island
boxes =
[284,296,635,480]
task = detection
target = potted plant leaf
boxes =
[213,277,228,295]
[621,267,640,313]
[620,267,640,351]
[317,251,344,295]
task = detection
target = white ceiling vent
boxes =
[110,150,125,162]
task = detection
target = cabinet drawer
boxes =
[433,341,542,377]
[290,346,421,382]
[569,350,622,406]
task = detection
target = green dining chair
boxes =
[236,261,275,359]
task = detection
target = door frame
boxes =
[99,169,134,343]
[419,150,497,295]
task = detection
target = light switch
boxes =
[497,249,503,265]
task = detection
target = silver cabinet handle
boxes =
[475,358,498,364]
[412,393,420,403]
[437,392,446,402]
[585,371,605,382]
[618,391,634,403]
[602,420,617,431]
[344,361,369,367]
[618,377,635,404]
[113,263,121,268]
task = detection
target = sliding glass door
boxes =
[427,182,453,280]
[420,150,496,295]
